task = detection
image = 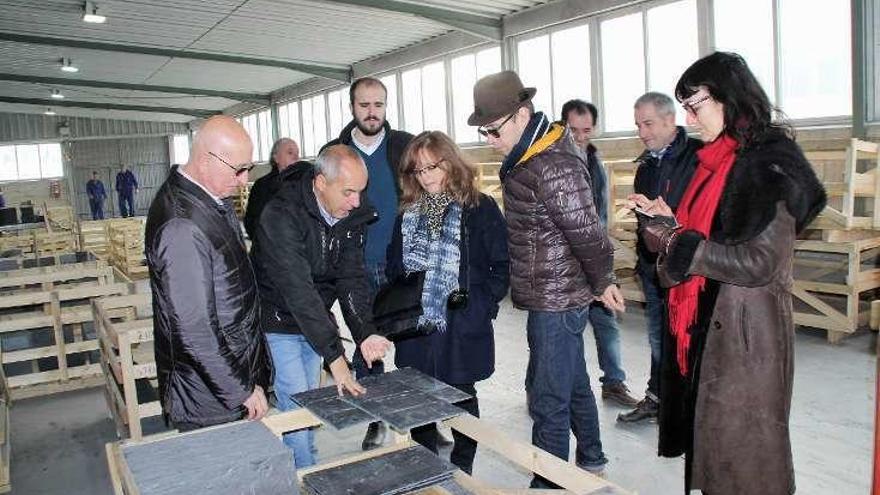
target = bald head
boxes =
[184,115,254,198]
[313,145,368,219]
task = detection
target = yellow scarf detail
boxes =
[517,123,565,165]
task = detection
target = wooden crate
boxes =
[43,202,75,232]
[792,233,880,342]
[106,409,632,495]
[233,183,251,219]
[93,293,158,440]
[0,262,130,399]
[476,162,503,207]
[108,220,147,280]
[809,139,880,230]
[78,217,145,258]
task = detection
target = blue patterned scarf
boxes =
[401,194,462,332]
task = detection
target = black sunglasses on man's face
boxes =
[477,112,516,139]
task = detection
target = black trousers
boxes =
[410,382,479,474]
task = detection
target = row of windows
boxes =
[235,0,852,158]
[0,143,64,181]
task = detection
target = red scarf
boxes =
[667,134,739,376]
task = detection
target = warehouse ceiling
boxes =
[0,0,550,124]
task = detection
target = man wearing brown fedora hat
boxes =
[469,71,625,487]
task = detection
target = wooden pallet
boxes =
[106,409,632,495]
[93,293,158,440]
[0,262,130,399]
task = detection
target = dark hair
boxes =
[560,99,598,125]
[349,77,387,105]
[398,131,479,209]
[675,51,790,148]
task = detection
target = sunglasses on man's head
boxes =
[208,151,255,177]
[477,112,516,139]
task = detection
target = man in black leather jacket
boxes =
[243,137,309,240]
[251,144,392,467]
[145,116,270,431]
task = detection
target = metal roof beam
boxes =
[0,32,351,82]
[0,73,270,104]
[0,96,218,118]
[318,0,502,41]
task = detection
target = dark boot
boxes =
[616,396,659,423]
[361,421,387,451]
[601,382,639,408]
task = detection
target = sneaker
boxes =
[577,462,607,479]
[601,382,639,408]
[616,396,659,423]
[361,421,387,451]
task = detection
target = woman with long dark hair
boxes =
[387,131,509,474]
[630,52,826,494]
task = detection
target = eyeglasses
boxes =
[208,151,255,177]
[478,112,516,138]
[409,158,445,177]
[682,94,712,116]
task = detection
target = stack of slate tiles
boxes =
[292,367,471,432]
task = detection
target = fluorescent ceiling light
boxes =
[50,89,65,99]
[44,108,56,116]
[60,58,79,73]
[83,1,106,23]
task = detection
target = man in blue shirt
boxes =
[115,164,139,217]
[86,171,107,220]
[321,77,413,450]
[561,99,639,409]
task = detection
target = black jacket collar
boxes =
[169,165,232,214]
[635,126,691,165]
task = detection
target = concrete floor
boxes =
[7,299,876,494]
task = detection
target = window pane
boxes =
[517,35,552,116]
[301,98,315,157]
[278,104,290,140]
[242,114,259,161]
[647,0,698,125]
[172,134,190,165]
[16,145,40,180]
[601,12,646,132]
[287,102,301,146]
[328,89,344,139]
[714,0,775,104]
[779,0,851,118]
[311,94,327,152]
[422,62,447,132]
[551,24,591,121]
[452,53,477,143]
[0,146,15,181]
[476,46,501,79]
[380,74,398,130]
[38,143,63,178]
[402,68,424,134]
[258,110,272,162]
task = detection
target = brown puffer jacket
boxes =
[502,124,614,311]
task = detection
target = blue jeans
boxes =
[526,308,607,485]
[588,301,626,385]
[266,332,321,468]
[640,269,664,400]
[118,192,134,217]
[353,261,386,379]
[89,199,104,220]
